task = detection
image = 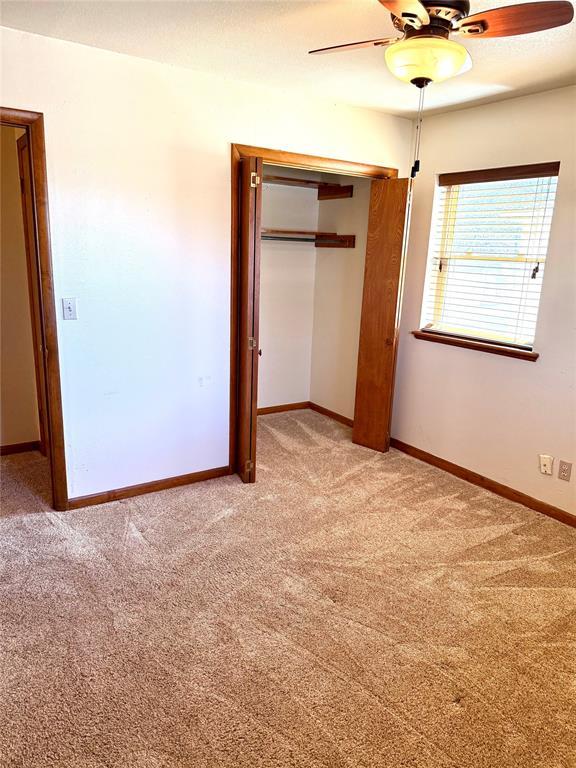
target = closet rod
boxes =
[261,228,356,248]
[262,235,316,243]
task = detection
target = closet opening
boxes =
[230,145,409,483]
[257,164,367,431]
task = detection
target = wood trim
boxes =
[233,144,398,179]
[1,107,68,510]
[0,108,43,125]
[236,156,263,483]
[230,145,241,473]
[17,132,49,456]
[257,402,311,415]
[256,401,354,427]
[67,465,231,510]
[1,441,42,456]
[390,438,575,528]
[439,161,560,186]
[412,330,540,361]
[309,402,354,428]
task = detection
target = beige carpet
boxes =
[1,410,575,768]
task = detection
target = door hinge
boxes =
[250,172,261,188]
[245,460,254,472]
[248,336,257,350]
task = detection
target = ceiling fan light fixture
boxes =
[385,37,471,84]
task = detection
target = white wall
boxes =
[0,27,411,498]
[258,173,318,408]
[394,87,576,515]
[0,126,40,447]
[311,176,371,420]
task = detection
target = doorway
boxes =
[0,108,67,510]
[230,145,410,483]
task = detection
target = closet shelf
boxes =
[261,228,356,248]
[263,175,354,201]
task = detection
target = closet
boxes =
[258,165,371,425]
[232,145,409,483]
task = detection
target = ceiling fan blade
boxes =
[309,37,400,55]
[377,0,430,26]
[457,0,574,37]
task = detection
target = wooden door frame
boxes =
[17,132,50,457]
[236,157,263,482]
[1,107,68,510]
[230,143,399,473]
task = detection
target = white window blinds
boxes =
[420,163,559,350]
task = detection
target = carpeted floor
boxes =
[1,410,575,768]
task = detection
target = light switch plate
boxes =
[62,298,77,320]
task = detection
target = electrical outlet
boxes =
[558,461,572,482]
[539,454,554,475]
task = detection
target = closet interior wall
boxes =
[258,165,370,422]
[258,167,319,409]
[311,174,371,421]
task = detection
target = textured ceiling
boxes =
[1,0,575,115]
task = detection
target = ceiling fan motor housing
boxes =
[393,0,470,36]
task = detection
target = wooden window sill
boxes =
[412,330,539,361]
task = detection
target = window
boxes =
[417,162,559,357]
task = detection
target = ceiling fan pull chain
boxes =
[410,83,426,178]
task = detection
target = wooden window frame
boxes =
[438,162,560,187]
[412,330,539,361]
[414,161,560,361]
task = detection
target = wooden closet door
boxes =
[353,178,410,452]
[236,156,263,483]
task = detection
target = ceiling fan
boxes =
[309,0,574,87]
